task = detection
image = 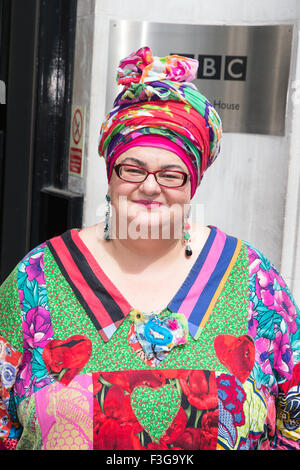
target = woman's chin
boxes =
[125,213,181,240]
[114,204,184,240]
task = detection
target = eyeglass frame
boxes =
[114,163,189,188]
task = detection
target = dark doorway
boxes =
[0,0,83,283]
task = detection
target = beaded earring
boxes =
[103,194,111,240]
[183,207,192,257]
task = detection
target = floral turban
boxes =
[98,46,222,198]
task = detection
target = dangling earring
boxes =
[183,206,192,257]
[104,194,111,240]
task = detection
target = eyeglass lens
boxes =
[118,165,186,187]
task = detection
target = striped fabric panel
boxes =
[168,226,241,339]
[168,226,217,313]
[46,230,132,342]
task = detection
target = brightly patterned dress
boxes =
[0,226,299,450]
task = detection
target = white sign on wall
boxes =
[68,105,86,177]
[107,21,293,136]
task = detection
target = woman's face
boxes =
[108,146,191,240]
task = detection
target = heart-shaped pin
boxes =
[130,385,181,442]
[214,334,255,383]
[43,335,92,386]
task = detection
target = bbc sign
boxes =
[199,55,247,81]
[108,22,293,135]
[175,54,247,81]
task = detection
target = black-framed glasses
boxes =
[114,164,188,188]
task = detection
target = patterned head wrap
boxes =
[98,47,222,198]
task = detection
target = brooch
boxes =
[129,309,188,362]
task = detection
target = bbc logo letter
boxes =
[198,55,247,81]
[198,55,222,80]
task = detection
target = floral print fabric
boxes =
[0,232,300,450]
[246,242,300,448]
[115,46,198,86]
[14,243,54,402]
[93,370,218,450]
[0,336,22,449]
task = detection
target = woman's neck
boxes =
[92,221,210,274]
[105,230,184,271]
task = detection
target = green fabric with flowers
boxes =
[44,242,249,373]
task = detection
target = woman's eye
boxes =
[160,172,180,179]
[127,169,145,174]
[124,167,144,174]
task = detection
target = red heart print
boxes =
[43,335,92,386]
[213,334,255,383]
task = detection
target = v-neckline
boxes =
[71,225,216,314]
[46,225,241,342]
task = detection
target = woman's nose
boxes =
[140,173,161,194]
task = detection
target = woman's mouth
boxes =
[134,200,163,209]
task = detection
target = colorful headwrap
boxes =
[98,47,222,198]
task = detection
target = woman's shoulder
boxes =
[240,235,300,343]
[210,225,277,268]
[241,237,269,261]
[240,237,285,287]
[1,227,79,293]
[210,226,296,299]
[1,239,48,289]
[240,238,276,276]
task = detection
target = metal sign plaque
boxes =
[106,21,293,135]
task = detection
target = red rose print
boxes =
[173,427,202,450]
[93,383,143,450]
[161,406,188,445]
[93,369,219,450]
[214,334,255,383]
[43,335,92,386]
[172,411,218,451]
[101,370,165,393]
[146,442,170,450]
[159,369,190,380]
[179,370,218,410]
[198,409,219,450]
[95,418,140,450]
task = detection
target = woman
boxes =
[0,47,300,451]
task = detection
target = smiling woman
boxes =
[0,47,300,451]
[104,145,192,247]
